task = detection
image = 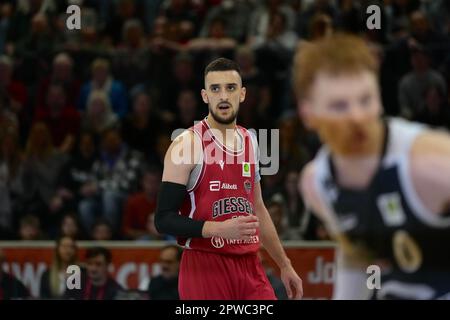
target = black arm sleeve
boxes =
[154,181,205,238]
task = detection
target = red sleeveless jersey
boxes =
[177,118,260,255]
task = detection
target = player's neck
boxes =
[206,116,237,136]
[332,120,386,188]
[205,116,240,150]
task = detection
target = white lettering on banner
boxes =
[10,262,47,298]
[3,262,153,297]
[1,246,336,299]
[116,263,137,289]
[308,257,335,284]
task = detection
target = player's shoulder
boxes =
[299,161,319,205]
[165,129,202,166]
[411,127,450,158]
[410,127,450,186]
[169,129,201,149]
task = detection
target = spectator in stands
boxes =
[308,13,334,40]
[413,84,450,130]
[408,10,449,66]
[0,55,26,128]
[14,12,55,84]
[36,53,81,108]
[104,0,145,46]
[137,212,174,242]
[5,0,45,45]
[121,91,162,157]
[34,83,80,149]
[170,89,200,130]
[398,46,447,119]
[335,0,363,34]
[295,0,337,39]
[159,52,202,118]
[282,168,306,239]
[0,3,13,55]
[383,0,421,40]
[91,218,114,241]
[188,17,237,52]
[78,58,129,118]
[426,0,450,37]
[53,132,97,216]
[65,247,123,300]
[112,19,150,89]
[234,45,271,129]
[152,134,172,168]
[81,90,119,137]
[161,0,198,41]
[58,213,84,240]
[0,126,24,237]
[22,122,69,232]
[278,115,311,170]
[248,0,296,44]
[266,197,290,240]
[258,251,288,300]
[251,12,298,54]
[39,236,79,299]
[148,245,181,300]
[0,84,18,139]
[18,214,44,240]
[0,248,30,300]
[199,0,253,42]
[122,166,161,240]
[78,126,144,234]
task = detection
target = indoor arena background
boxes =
[0,0,449,300]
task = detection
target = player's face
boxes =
[302,70,382,155]
[201,70,246,125]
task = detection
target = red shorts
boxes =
[178,249,277,300]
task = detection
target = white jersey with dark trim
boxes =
[312,117,450,300]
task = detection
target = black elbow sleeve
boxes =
[155,181,205,238]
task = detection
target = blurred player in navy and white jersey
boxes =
[295,34,450,300]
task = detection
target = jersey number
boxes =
[392,230,423,273]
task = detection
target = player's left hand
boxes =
[280,265,303,300]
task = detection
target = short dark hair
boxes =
[204,58,241,78]
[85,247,112,264]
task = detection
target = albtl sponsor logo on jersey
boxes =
[211,236,225,249]
[209,181,237,191]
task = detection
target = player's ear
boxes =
[298,98,316,130]
[239,86,246,103]
[201,89,209,104]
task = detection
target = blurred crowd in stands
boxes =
[0,0,449,243]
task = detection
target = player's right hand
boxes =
[210,215,259,240]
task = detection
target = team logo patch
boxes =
[244,180,252,194]
[242,162,251,177]
[377,192,406,226]
[211,236,225,249]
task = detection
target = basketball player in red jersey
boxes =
[155,58,303,300]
